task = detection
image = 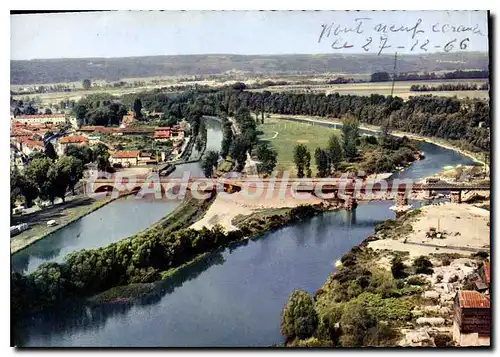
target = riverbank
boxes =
[89,202,334,305]
[268,114,488,168]
[280,200,490,347]
[11,195,121,254]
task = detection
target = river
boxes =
[12,118,477,347]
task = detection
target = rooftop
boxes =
[111,150,141,159]
[457,290,490,309]
[59,135,89,144]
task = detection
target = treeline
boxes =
[194,89,489,152]
[372,69,489,83]
[410,82,489,92]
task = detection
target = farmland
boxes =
[249,78,490,100]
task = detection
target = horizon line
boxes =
[11,50,489,62]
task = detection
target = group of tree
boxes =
[279,245,431,347]
[410,82,489,92]
[200,150,219,177]
[73,93,128,127]
[372,69,488,83]
[228,107,259,172]
[314,133,343,177]
[11,152,84,208]
[11,223,245,321]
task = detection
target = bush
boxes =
[413,256,434,275]
[471,251,489,260]
[340,300,377,347]
[448,275,459,283]
[280,289,318,342]
[391,256,409,279]
[436,274,443,283]
[407,276,428,286]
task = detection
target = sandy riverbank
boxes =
[368,202,490,258]
[190,190,326,231]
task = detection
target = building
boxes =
[57,135,89,156]
[20,139,45,156]
[171,124,185,141]
[11,114,68,125]
[153,128,172,142]
[110,150,141,167]
[138,152,157,165]
[452,290,491,346]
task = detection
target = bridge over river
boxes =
[85,175,490,210]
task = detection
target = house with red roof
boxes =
[453,290,490,346]
[153,128,172,142]
[20,139,45,156]
[57,135,89,156]
[110,150,141,167]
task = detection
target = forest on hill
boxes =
[11,52,488,85]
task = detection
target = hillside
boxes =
[11,52,489,85]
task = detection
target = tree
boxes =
[327,133,343,173]
[44,108,52,115]
[255,142,277,177]
[133,98,143,120]
[314,148,329,178]
[56,156,84,195]
[293,144,311,178]
[44,142,58,161]
[65,144,93,164]
[379,119,392,149]
[341,115,360,162]
[201,150,219,178]
[24,157,52,191]
[340,300,377,347]
[230,137,249,172]
[220,120,233,158]
[11,169,39,208]
[44,163,70,203]
[13,107,21,117]
[280,289,318,343]
[82,79,91,90]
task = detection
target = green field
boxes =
[258,118,339,175]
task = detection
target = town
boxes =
[10,10,491,349]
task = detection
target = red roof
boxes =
[483,263,490,284]
[457,291,490,309]
[11,129,33,137]
[23,140,44,149]
[153,131,171,139]
[111,150,140,159]
[59,135,89,144]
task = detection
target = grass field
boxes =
[258,118,339,175]
[250,79,490,100]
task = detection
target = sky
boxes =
[11,10,489,60]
